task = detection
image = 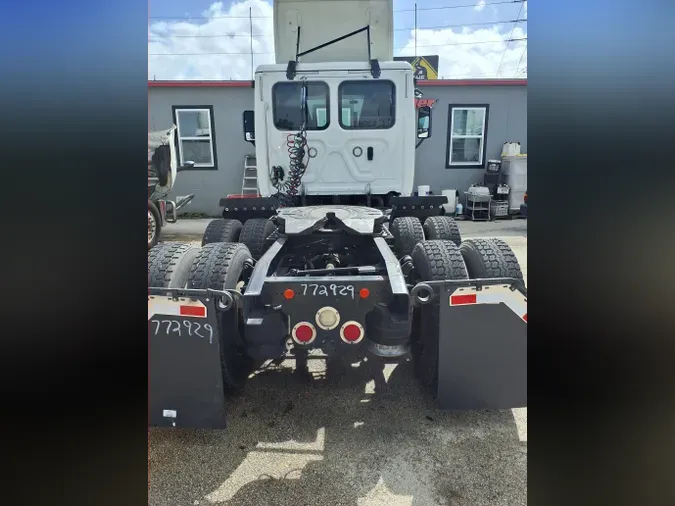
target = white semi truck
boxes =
[241,0,425,207]
[148,0,527,429]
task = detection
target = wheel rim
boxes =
[148,210,157,246]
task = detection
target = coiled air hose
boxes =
[271,79,310,208]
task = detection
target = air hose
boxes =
[272,79,310,208]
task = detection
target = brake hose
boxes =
[272,79,310,208]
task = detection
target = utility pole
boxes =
[249,8,254,80]
[414,3,418,57]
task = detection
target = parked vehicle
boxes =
[148,126,195,249]
[148,0,527,429]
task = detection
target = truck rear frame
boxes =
[148,207,527,429]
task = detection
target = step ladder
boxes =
[241,154,259,195]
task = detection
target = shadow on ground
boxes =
[150,357,526,506]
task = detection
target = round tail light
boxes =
[292,322,317,345]
[340,321,364,344]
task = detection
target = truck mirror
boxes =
[242,110,255,143]
[417,106,432,139]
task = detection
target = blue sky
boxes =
[148,0,527,80]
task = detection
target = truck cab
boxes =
[252,61,418,199]
[239,0,432,206]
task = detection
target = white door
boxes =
[262,69,414,197]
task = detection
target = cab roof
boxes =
[255,61,413,74]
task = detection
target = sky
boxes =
[148,0,527,80]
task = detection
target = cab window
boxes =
[272,81,330,131]
[339,80,395,130]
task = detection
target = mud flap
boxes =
[433,282,527,410]
[148,292,228,429]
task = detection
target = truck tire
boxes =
[411,239,469,282]
[148,242,200,288]
[239,218,277,260]
[186,242,254,394]
[459,238,524,281]
[410,240,469,390]
[390,217,425,258]
[423,216,462,247]
[148,201,161,250]
[202,218,243,246]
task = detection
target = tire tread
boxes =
[148,242,199,288]
[239,218,276,260]
[391,217,425,257]
[202,218,243,246]
[411,239,469,281]
[459,238,523,281]
[187,242,251,290]
[423,216,462,246]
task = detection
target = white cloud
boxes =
[399,25,527,78]
[474,0,487,12]
[148,0,275,80]
[148,0,527,80]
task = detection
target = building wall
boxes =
[149,82,526,216]
[413,85,527,199]
[149,86,256,216]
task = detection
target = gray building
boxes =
[149,79,527,216]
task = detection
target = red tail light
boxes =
[340,321,364,344]
[523,192,528,203]
[291,322,317,345]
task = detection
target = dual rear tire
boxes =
[390,215,462,258]
[202,218,276,260]
[148,240,255,393]
[409,237,524,390]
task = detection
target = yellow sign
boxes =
[411,56,438,80]
[394,55,439,80]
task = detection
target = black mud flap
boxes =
[418,280,527,410]
[148,289,231,429]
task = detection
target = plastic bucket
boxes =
[417,185,431,196]
[441,189,457,213]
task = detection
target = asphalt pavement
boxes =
[150,217,528,506]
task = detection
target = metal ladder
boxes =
[241,154,259,195]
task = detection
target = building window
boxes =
[273,82,329,131]
[172,106,217,169]
[339,80,395,130]
[446,105,489,168]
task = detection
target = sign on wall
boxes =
[394,55,439,80]
[415,98,437,109]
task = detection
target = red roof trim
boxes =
[148,79,526,88]
[149,80,254,88]
[418,79,526,87]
